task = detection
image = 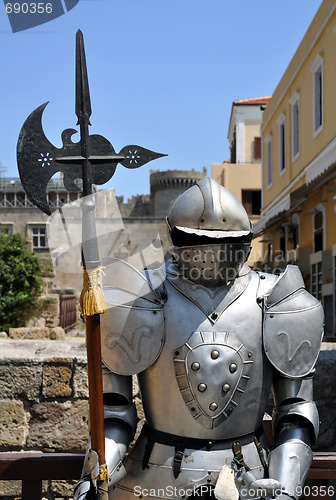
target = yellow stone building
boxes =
[212,96,270,267]
[254,0,336,337]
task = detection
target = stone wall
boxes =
[0,339,89,499]
[0,340,335,499]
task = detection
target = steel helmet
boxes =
[167,178,252,286]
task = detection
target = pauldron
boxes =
[263,265,324,378]
[100,259,166,375]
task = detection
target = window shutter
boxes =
[254,137,261,159]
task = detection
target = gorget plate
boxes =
[173,331,253,429]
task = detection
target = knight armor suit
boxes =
[75,178,324,500]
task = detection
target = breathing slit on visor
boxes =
[170,226,252,248]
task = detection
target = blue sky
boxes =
[0,0,323,200]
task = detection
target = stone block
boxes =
[41,294,59,327]
[0,400,28,449]
[49,326,66,340]
[0,479,21,496]
[50,479,78,497]
[73,364,89,398]
[27,317,46,327]
[0,364,42,402]
[8,326,50,340]
[43,364,73,398]
[27,400,89,452]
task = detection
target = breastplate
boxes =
[138,271,274,440]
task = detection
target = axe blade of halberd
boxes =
[17,102,166,215]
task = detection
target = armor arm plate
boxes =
[268,372,320,499]
[263,265,324,378]
[102,367,138,485]
[272,373,319,444]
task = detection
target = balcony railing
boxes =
[0,450,335,500]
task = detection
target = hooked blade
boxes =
[17,103,118,215]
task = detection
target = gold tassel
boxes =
[78,267,107,316]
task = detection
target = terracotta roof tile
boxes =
[233,96,271,105]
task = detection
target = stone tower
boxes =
[150,168,206,217]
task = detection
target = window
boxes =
[242,190,261,216]
[310,54,323,136]
[289,91,300,161]
[27,224,48,250]
[314,210,323,253]
[277,113,286,176]
[265,134,272,188]
[0,223,13,234]
[279,234,286,258]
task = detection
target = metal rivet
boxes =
[260,275,265,280]
[222,383,230,393]
[211,312,218,320]
[211,350,220,360]
[228,407,233,414]
[229,363,237,374]
[248,352,252,358]
[153,310,157,315]
[191,407,196,412]
[175,350,180,356]
[270,315,274,319]
[200,218,205,223]
[191,362,200,371]
[209,402,218,411]
[198,383,207,392]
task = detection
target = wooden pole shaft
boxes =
[85,314,105,466]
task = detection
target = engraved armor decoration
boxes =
[75,178,324,500]
[173,331,253,429]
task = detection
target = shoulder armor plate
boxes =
[263,265,324,378]
[100,259,165,375]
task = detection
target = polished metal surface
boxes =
[74,449,99,499]
[104,403,137,433]
[166,178,253,286]
[263,266,324,378]
[100,185,323,500]
[101,261,323,499]
[273,400,319,441]
[265,265,304,306]
[171,242,251,286]
[268,440,313,500]
[102,369,133,402]
[173,328,255,429]
[138,270,273,439]
[167,178,252,236]
[109,432,268,500]
[100,263,165,376]
[272,373,313,407]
